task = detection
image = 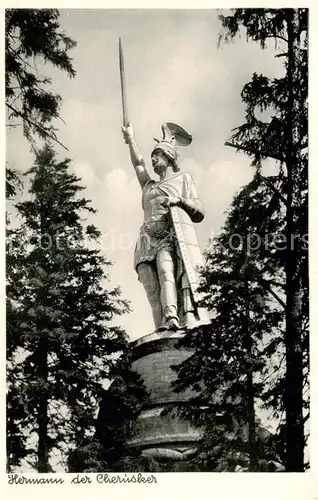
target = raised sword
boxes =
[119,37,129,127]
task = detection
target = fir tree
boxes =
[7,144,130,471]
[174,8,308,472]
[68,350,150,472]
[6,167,29,472]
[218,8,308,471]
[173,174,286,471]
[5,9,76,148]
[6,15,77,450]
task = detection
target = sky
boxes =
[6,9,286,340]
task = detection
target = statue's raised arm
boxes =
[122,123,151,189]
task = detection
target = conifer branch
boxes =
[258,174,287,206]
[258,278,286,310]
[225,141,285,163]
[6,102,69,151]
[266,35,288,44]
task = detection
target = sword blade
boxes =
[119,37,129,126]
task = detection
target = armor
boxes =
[135,172,209,330]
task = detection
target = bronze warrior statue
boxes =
[122,122,209,332]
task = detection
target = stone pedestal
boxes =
[126,331,202,469]
[96,329,204,471]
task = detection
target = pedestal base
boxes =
[127,331,202,467]
[96,328,205,472]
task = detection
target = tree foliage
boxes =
[5,9,76,147]
[174,8,308,472]
[173,174,286,471]
[219,8,308,472]
[67,351,150,472]
[6,145,130,471]
[66,349,150,472]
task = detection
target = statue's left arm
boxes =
[176,173,204,223]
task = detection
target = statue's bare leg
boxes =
[156,248,180,330]
[137,262,162,330]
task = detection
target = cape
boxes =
[156,172,206,304]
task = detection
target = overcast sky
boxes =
[7,9,286,340]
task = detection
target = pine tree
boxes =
[173,174,286,471]
[218,8,308,471]
[72,351,150,472]
[66,353,150,473]
[6,167,29,472]
[174,8,308,472]
[5,9,76,148]
[7,144,130,471]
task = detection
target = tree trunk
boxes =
[245,286,257,471]
[37,205,50,473]
[284,9,304,472]
[37,336,49,472]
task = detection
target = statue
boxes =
[122,122,209,331]
[119,38,208,332]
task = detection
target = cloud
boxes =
[73,160,98,186]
